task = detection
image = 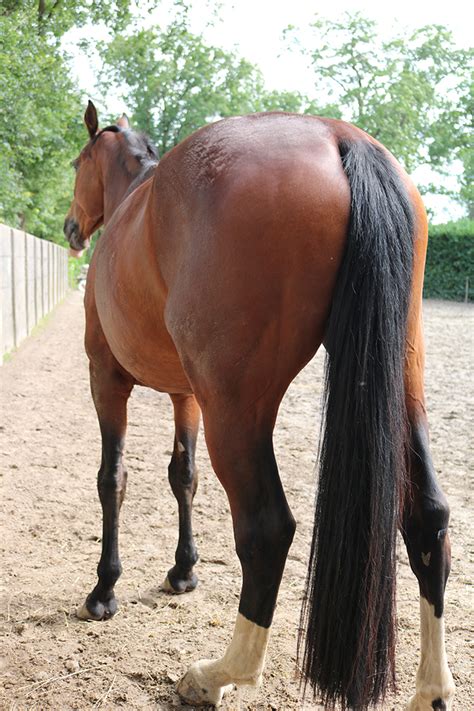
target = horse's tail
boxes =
[298,137,415,710]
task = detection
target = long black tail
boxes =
[298,138,414,709]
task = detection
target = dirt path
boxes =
[1,291,472,710]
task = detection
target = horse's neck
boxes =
[103,158,157,223]
[124,162,157,200]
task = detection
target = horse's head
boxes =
[64,101,134,256]
[65,101,158,256]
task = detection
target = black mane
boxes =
[93,125,159,168]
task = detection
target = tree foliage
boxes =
[0,0,135,37]
[457,76,474,219]
[0,8,84,240]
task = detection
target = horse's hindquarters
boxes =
[159,117,351,406]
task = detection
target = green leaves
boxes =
[1,0,137,38]
[0,8,83,240]
[425,221,474,300]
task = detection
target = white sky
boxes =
[197,0,472,95]
[67,0,471,222]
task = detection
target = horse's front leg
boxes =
[162,393,200,593]
[77,361,134,621]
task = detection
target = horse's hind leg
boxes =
[178,406,296,706]
[402,315,455,710]
[77,354,134,621]
[162,393,200,593]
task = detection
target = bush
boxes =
[424,219,474,301]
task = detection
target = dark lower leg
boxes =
[178,431,295,706]
[403,419,451,616]
[403,414,454,709]
[165,394,200,593]
[79,365,133,620]
[233,448,296,628]
[208,427,296,627]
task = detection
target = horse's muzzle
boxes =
[64,217,86,251]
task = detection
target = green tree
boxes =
[0,8,85,240]
[285,13,472,210]
[99,20,333,155]
[0,0,138,36]
[457,76,474,219]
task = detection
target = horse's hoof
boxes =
[76,595,117,621]
[162,570,198,594]
[406,693,454,710]
[177,661,233,707]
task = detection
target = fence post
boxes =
[0,224,14,356]
[34,236,40,323]
[25,232,36,334]
[42,238,47,315]
[11,229,28,347]
[55,244,59,304]
[1,224,69,360]
[63,249,68,297]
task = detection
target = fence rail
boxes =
[0,223,68,359]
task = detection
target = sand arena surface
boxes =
[1,292,472,709]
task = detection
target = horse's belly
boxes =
[106,322,192,394]
[94,266,192,395]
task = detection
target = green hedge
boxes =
[424,220,474,301]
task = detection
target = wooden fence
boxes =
[0,223,68,359]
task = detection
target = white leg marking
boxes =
[406,597,455,710]
[177,613,270,706]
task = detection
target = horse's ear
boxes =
[116,113,130,129]
[84,100,99,138]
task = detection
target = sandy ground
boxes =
[0,291,472,710]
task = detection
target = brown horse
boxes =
[64,101,454,711]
